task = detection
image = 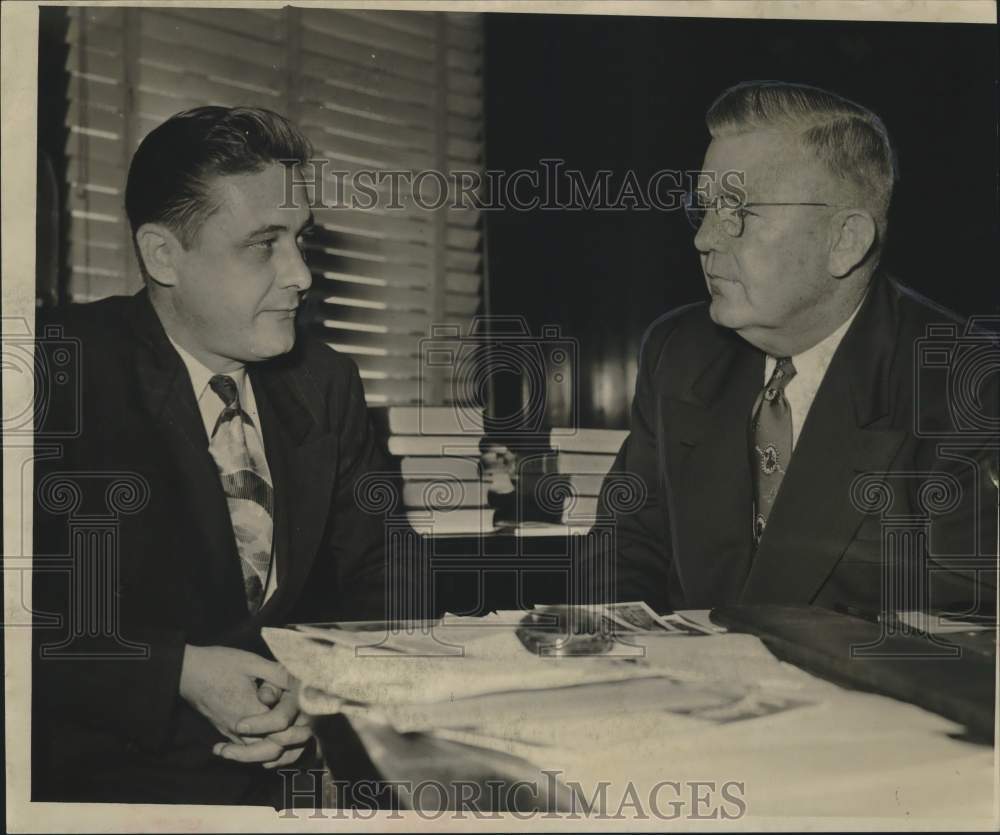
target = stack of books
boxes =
[549,428,628,528]
[370,405,496,534]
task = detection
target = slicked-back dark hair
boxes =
[125,106,313,269]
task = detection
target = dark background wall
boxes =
[484,14,999,429]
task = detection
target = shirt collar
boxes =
[767,292,867,380]
[167,336,247,404]
[794,298,862,377]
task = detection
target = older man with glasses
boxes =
[592,80,997,618]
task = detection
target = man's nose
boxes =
[693,211,727,254]
[280,244,313,293]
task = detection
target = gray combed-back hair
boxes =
[706,81,897,224]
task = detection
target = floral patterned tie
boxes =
[207,374,273,612]
[750,358,796,544]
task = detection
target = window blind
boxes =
[64,6,485,405]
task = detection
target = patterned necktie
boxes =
[207,374,274,612]
[750,357,797,544]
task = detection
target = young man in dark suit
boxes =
[32,107,392,804]
[595,81,997,615]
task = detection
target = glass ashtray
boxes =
[515,606,617,656]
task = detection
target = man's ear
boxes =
[135,223,183,287]
[828,210,877,278]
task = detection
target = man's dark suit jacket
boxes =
[596,273,998,613]
[32,290,391,804]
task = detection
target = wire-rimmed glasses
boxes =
[683,194,842,237]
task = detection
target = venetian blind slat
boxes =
[319,278,431,310]
[300,8,436,61]
[341,9,437,38]
[297,76,435,130]
[312,210,433,246]
[138,38,283,94]
[157,7,285,42]
[137,11,286,69]
[307,252,433,289]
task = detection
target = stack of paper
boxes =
[262,603,806,732]
[368,405,497,534]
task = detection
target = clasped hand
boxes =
[179,644,311,768]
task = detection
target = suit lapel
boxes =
[662,333,763,606]
[126,292,247,619]
[740,276,906,603]
[125,293,344,631]
[251,361,339,621]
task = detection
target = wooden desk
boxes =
[714,604,996,740]
[266,607,997,823]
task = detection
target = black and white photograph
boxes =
[3,0,998,829]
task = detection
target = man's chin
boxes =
[708,297,747,330]
[250,324,297,360]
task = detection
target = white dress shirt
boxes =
[763,299,864,451]
[169,338,278,602]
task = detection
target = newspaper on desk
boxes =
[262,603,827,749]
[265,605,996,819]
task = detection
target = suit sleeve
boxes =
[590,325,675,612]
[32,330,186,755]
[323,357,395,621]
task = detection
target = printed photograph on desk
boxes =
[604,601,710,634]
[3,0,997,832]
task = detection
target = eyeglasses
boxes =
[683,194,841,238]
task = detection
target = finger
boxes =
[236,715,309,754]
[235,697,297,736]
[264,723,312,749]
[257,708,307,743]
[213,738,284,763]
[257,681,283,707]
[263,745,306,770]
[215,679,273,736]
[217,727,244,745]
[241,654,289,691]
